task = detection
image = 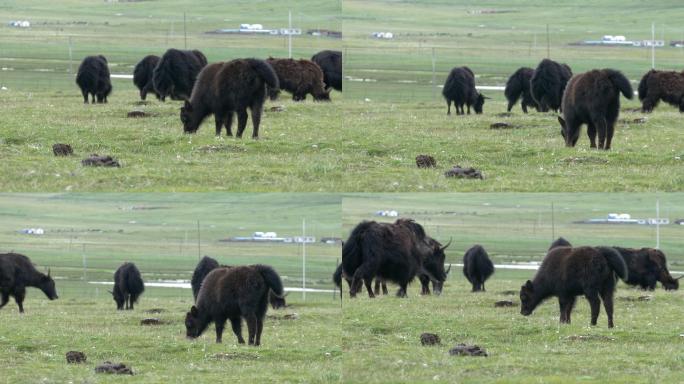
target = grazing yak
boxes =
[613,247,680,290]
[185,264,284,346]
[152,48,207,101]
[133,55,161,101]
[504,67,539,113]
[0,253,58,313]
[558,69,633,150]
[266,58,330,101]
[462,245,494,292]
[181,58,279,139]
[638,69,684,112]
[443,66,486,115]
[549,237,571,250]
[530,59,572,112]
[311,50,342,91]
[342,219,449,298]
[193,256,286,309]
[112,262,145,310]
[76,55,112,104]
[520,246,627,328]
[418,237,452,295]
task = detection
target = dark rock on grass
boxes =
[127,110,147,118]
[420,333,440,346]
[500,290,518,295]
[53,143,73,156]
[144,308,165,314]
[561,156,609,164]
[618,117,647,125]
[95,362,134,375]
[495,112,513,117]
[619,295,652,302]
[214,352,260,360]
[566,335,615,342]
[269,105,286,112]
[140,318,164,325]
[444,165,483,179]
[494,300,516,307]
[65,351,86,364]
[81,154,120,168]
[416,154,436,168]
[266,313,299,320]
[449,344,488,357]
[489,122,518,129]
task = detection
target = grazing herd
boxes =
[341,219,681,328]
[74,48,342,139]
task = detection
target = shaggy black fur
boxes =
[191,256,220,301]
[0,253,58,313]
[112,262,145,310]
[505,67,538,113]
[181,58,279,139]
[462,245,494,292]
[152,49,207,101]
[266,58,330,101]
[558,69,633,150]
[76,55,111,104]
[613,247,679,290]
[530,59,572,112]
[133,55,161,101]
[549,237,571,250]
[311,50,342,91]
[637,69,684,112]
[519,246,627,327]
[442,66,486,115]
[185,265,284,345]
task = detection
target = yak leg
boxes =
[595,118,607,150]
[374,279,381,295]
[382,282,388,295]
[446,100,452,115]
[351,263,376,298]
[521,102,528,114]
[214,316,226,343]
[0,290,9,309]
[229,317,245,344]
[587,123,597,148]
[129,295,135,310]
[558,296,575,323]
[14,287,25,313]
[250,103,263,139]
[604,121,615,150]
[397,283,408,298]
[214,111,226,136]
[600,289,615,328]
[255,316,264,346]
[481,281,486,292]
[225,111,234,137]
[235,109,249,139]
[585,292,601,326]
[419,275,430,295]
[81,89,89,104]
[363,278,374,298]
[466,104,471,115]
[90,93,96,104]
[245,313,257,345]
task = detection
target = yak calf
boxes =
[520,246,627,328]
[185,264,284,346]
[559,69,633,150]
[0,253,58,313]
[112,262,145,310]
[613,247,680,290]
[462,245,494,292]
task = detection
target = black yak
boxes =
[418,237,452,295]
[613,247,680,290]
[549,237,571,250]
[266,58,330,101]
[152,48,207,101]
[185,264,284,345]
[505,67,539,113]
[76,55,111,104]
[637,69,684,112]
[133,55,161,101]
[443,66,486,115]
[112,262,145,310]
[180,58,279,139]
[558,69,633,150]
[530,59,572,112]
[342,219,449,298]
[0,253,58,313]
[519,246,627,327]
[311,50,342,91]
[462,245,494,292]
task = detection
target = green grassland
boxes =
[341,193,684,383]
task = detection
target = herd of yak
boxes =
[338,219,681,328]
[443,58,684,150]
[0,221,681,345]
[75,48,342,138]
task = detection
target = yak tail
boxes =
[254,264,284,297]
[637,70,655,101]
[605,69,634,100]
[247,59,280,101]
[596,246,628,281]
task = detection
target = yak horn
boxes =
[107,290,114,295]
[445,264,452,275]
[47,268,51,277]
[440,238,453,252]
[675,275,684,281]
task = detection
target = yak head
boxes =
[519,280,536,316]
[269,291,289,309]
[38,269,58,301]
[109,289,125,310]
[648,249,680,290]
[185,305,209,339]
[473,94,487,114]
[558,116,579,147]
[313,88,332,102]
[421,237,452,296]
[180,100,199,133]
